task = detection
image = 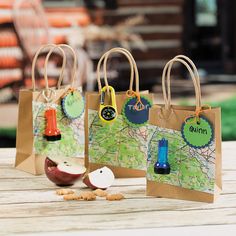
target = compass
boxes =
[99,86,117,123]
[101,106,117,121]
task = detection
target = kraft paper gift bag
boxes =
[146,55,222,202]
[15,44,85,175]
[85,47,153,177]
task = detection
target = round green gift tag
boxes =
[181,116,214,149]
[61,90,84,119]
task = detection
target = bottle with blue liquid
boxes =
[154,138,170,174]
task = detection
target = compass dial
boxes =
[101,106,116,121]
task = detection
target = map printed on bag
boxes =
[147,125,215,194]
[33,101,84,157]
[88,109,149,170]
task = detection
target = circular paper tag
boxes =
[181,116,214,149]
[122,96,152,127]
[61,90,84,119]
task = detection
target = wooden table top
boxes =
[0,141,236,235]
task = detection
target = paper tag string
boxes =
[62,87,76,98]
[126,90,145,111]
[185,104,211,124]
[42,88,56,107]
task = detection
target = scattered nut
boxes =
[59,189,124,202]
[56,189,75,195]
[106,193,124,201]
[63,193,80,201]
[93,189,108,197]
[79,191,96,201]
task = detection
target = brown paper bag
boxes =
[15,44,85,175]
[85,48,153,177]
[146,55,222,202]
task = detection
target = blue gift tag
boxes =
[122,96,152,127]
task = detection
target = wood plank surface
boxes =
[101,1,184,89]
[0,142,235,235]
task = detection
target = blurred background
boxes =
[0,0,236,147]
